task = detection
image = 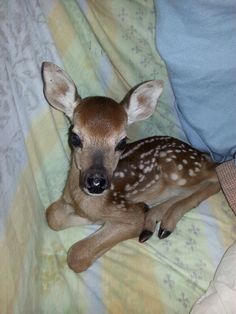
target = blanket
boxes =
[1,1,235,313]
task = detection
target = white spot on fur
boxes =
[120,142,145,159]
[188,169,196,176]
[177,179,187,186]
[143,166,152,174]
[114,172,125,178]
[166,158,172,162]
[139,174,145,182]
[155,174,160,180]
[177,164,183,171]
[170,173,179,181]
[140,149,155,159]
[117,204,124,209]
[125,184,132,191]
[183,159,188,164]
[160,152,167,158]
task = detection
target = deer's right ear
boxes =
[42,62,81,120]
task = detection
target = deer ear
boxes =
[120,80,164,125]
[42,62,81,120]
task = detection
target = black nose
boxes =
[85,172,108,194]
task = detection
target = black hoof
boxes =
[158,227,172,239]
[139,230,153,243]
[143,204,150,213]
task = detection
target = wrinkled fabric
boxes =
[0,1,235,313]
[191,241,236,314]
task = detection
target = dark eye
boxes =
[115,138,127,151]
[69,132,83,148]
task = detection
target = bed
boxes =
[1,1,235,313]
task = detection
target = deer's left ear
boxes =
[120,80,164,125]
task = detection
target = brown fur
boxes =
[74,97,127,136]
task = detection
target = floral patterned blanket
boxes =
[1,1,235,313]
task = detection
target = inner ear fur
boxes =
[120,80,164,125]
[42,62,81,120]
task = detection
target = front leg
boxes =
[138,194,190,242]
[139,181,220,242]
[46,198,92,231]
[67,203,146,273]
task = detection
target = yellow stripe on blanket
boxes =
[0,167,43,313]
[101,240,165,314]
[0,165,92,313]
[47,0,75,57]
[47,0,107,96]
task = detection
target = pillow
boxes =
[154,0,236,162]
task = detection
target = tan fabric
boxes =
[216,160,236,214]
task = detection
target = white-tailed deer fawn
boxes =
[42,62,220,273]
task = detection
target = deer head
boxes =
[42,62,163,196]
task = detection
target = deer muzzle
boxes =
[82,167,109,195]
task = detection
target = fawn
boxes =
[42,62,220,273]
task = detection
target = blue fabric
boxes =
[154,0,236,162]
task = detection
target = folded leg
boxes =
[46,199,92,231]
[67,204,146,272]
